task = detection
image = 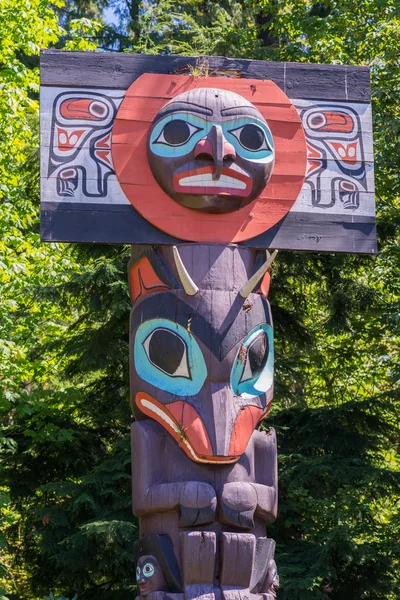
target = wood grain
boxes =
[41,202,377,253]
[40,50,371,103]
[40,52,375,252]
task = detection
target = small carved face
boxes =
[264,559,279,596]
[147,88,275,214]
[136,555,167,597]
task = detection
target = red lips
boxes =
[172,165,253,197]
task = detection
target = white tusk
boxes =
[239,250,278,299]
[172,246,199,296]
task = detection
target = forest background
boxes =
[0,1,399,599]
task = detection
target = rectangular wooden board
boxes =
[40,50,376,253]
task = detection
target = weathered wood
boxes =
[250,538,276,594]
[181,532,216,585]
[40,50,371,103]
[40,66,376,251]
[39,51,377,600]
[40,203,377,253]
[220,533,255,587]
[130,245,279,600]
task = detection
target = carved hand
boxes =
[178,481,217,527]
[219,482,258,529]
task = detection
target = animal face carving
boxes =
[147,88,275,214]
[129,246,274,465]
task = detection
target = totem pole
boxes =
[40,51,376,599]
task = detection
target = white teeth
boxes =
[178,174,246,190]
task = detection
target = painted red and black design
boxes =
[48,91,123,198]
[46,88,373,216]
[298,104,369,210]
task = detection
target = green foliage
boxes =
[0,1,399,599]
[44,592,78,600]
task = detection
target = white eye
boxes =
[143,328,190,378]
[155,119,202,146]
[143,563,155,578]
[136,567,141,580]
[228,123,271,152]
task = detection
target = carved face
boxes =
[129,246,274,464]
[136,555,167,597]
[264,559,279,597]
[147,88,275,214]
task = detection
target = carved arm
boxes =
[131,421,217,526]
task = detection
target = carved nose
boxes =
[194,125,236,180]
[210,384,234,456]
[209,383,263,457]
[194,139,236,160]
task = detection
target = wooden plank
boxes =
[40,202,377,253]
[346,66,371,102]
[40,50,371,103]
[124,73,292,105]
[40,177,376,206]
[39,117,375,143]
[41,178,376,204]
[40,51,286,91]
[285,63,345,99]
[41,151,309,179]
[114,98,302,124]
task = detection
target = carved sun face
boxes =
[147,88,275,214]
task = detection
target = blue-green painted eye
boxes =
[224,118,274,163]
[134,319,207,396]
[231,324,274,398]
[136,567,141,580]
[149,113,208,158]
[155,119,202,147]
[143,563,155,578]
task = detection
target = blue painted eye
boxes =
[231,324,274,398]
[224,118,274,163]
[149,113,208,158]
[228,124,271,152]
[136,567,141,580]
[143,562,155,578]
[134,319,207,396]
[155,119,202,147]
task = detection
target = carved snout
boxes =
[209,383,263,457]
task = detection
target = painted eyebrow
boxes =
[156,101,213,117]
[220,105,263,118]
[142,559,157,566]
[131,293,270,360]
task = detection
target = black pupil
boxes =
[148,329,185,375]
[91,104,105,115]
[311,115,324,126]
[247,332,268,377]
[239,124,266,150]
[162,120,191,145]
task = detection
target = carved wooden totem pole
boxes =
[40,51,376,600]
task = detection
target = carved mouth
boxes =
[136,393,239,464]
[172,164,253,197]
